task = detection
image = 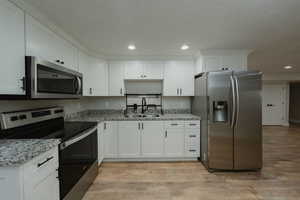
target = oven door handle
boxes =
[60,126,97,150]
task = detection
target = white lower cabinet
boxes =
[0,147,59,200]
[98,123,105,165]
[185,129,200,157]
[141,121,164,157]
[103,120,200,160]
[164,128,185,157]
[118,121,141,158]
[103,121,118,158]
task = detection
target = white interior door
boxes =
[262,84,284,125]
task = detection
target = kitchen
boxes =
[1,0,300,200]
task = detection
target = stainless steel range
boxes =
[0,107,98,200]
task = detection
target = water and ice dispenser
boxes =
[213,101,228,122]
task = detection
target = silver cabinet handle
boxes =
[165,131,168,138]
[104,122,106,130]
[189,135,196,138]
[37,156,54,168]
[89,88,93,95]
[189,124,196,126]
[171,123,178,126]
[138,122,140,130]
[180,88,182,95]
[142,123,144,130]
[177,88,179,95]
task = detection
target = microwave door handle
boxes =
[76,77,82,94]
[60,126,97,150]
[230,75,236,128]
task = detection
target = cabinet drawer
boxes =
[185,121,200,128]
[165,121,185,129]
[24,147,59,186]
[185,130,200,157]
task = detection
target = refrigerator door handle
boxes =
[234,76,240,127]
[230,75,237,128]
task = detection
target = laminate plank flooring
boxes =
[83,126,300,200]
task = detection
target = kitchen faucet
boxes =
[141,97,147,114]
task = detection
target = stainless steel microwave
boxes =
[25,56,82,99]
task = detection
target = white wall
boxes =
[80,97,191,111]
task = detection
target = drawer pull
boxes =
[171,123,178,126]
[189,150,196,152]
[37,156,54,168]
[189,124,197,126]
[189,135,196,138]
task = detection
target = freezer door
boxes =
[233,71,262,170]
[207,71,234,170]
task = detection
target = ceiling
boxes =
[23,0,300,72]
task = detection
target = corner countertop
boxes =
[0,139,60,167]
[67,113,200,123]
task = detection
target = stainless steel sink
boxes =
[124,114,161,118]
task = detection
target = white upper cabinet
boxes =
[124,61,164,80]
[124,61,143,79]
[26,14,78,71]
[79,51,108,96]
[0,0,25,95]
[200,50,248,72]
[163,61,194,96]
[108,61,125,96]
[142,61,164,79]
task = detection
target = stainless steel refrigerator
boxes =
[192,71,262,171]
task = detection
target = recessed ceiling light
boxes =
[181,44,189,50]
[284,66,293,69]
[128,45,136,50]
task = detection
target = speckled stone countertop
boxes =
[0,139,60,167]
[68,113,200,123]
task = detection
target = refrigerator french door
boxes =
[193,70,262,171]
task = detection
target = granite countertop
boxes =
[0,139,60,167]
[68,113,200,123]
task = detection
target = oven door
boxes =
[26,56,82,99]
[59,126,98,199]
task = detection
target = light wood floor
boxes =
[83,126,300,200]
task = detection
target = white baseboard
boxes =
[103,157,199,162]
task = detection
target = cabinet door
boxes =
[90,58,108,96]
[0,0,25,95]
[98,123,105,165]
[104,121,118,158]
[185,129,200,157]
[163,61,180,96]
[57,37,78,71]
[164,129,185,157]
[78,51,92,96]
[124,61,143,79]
[109,62,125,96]
[26,171,59,200]
[177,61,194,96]
[141,121,164,157]
[142,61,164,79]
[118,121,141,158]
[222,55,247,71]
[203,56,222,72]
